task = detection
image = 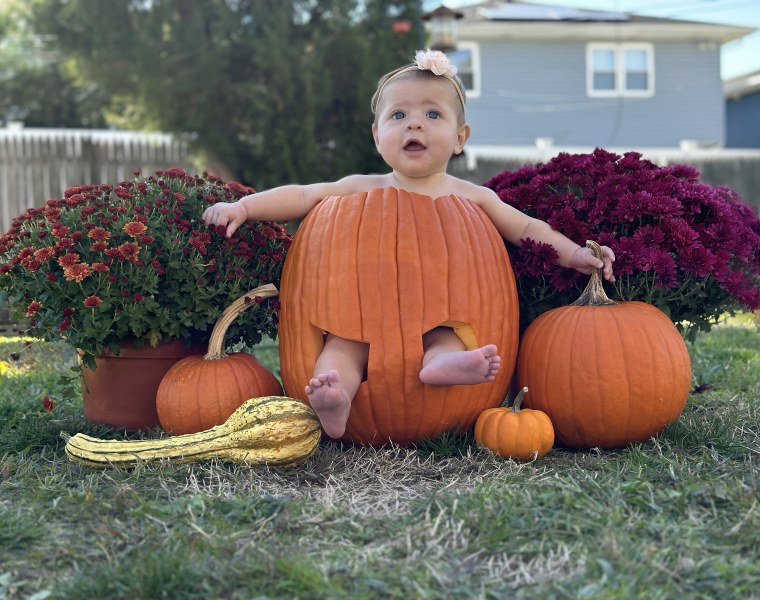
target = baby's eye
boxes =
[391,111,405,120]
[426,110,441,119]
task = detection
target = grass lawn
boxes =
[1,316,758,599]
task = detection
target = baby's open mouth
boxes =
[404,141,426,151]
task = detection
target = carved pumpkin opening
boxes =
[309,323,371,382]
[309,321,477,387]
[432,321,478,351]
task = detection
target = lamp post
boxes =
[422,4,463,52]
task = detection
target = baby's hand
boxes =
[571,245,616,282]
[201,202,248,238]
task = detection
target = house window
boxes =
[587,43,654,97]
[447,42,480,98]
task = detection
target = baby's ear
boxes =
[454,123,470,154]
[372,122,380,147]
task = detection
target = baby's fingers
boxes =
[601,246,616,282]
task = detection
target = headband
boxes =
[374,50,466,115]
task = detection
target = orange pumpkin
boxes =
[474,387,554,460]
[517,241,692,449]
[278,187,519,446]
[157,284,283,434]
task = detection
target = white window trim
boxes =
[586,42,655,98]
[456,41,481,99]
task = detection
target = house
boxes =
[725,70,760,148]
[445,1,754,153]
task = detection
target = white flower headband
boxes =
[373,49,466,114]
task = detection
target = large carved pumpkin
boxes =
[278,187,519,446]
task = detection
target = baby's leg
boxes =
[306,333,369,438]
[419,327,500,386]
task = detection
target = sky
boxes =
[439,0,760,80]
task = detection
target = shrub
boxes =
[486,149,760,336]
[0,168,291,364]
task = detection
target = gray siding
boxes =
[464,40,725,148]
[726,91,760,148]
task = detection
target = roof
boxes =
[457,1,755,43]
[724,70,760,100]
[474,3,627,22]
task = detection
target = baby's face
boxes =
[372,77,469,180]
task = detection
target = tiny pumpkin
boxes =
[156,284,283,435]
[474,387,554,460]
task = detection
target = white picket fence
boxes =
[0,127,193,234]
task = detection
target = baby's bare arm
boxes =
[467,184,615,281]
[202,175,379,237]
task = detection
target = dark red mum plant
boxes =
[0,168,291,365]
[486,149,760,336]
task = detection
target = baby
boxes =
[202,50,615,439]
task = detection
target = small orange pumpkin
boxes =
[517,241,692,449]
[278,188,519,446]
[156,284,283,434]
[474,387,554,460]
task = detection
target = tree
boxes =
[0,1,110,127]
[27,0,420,187]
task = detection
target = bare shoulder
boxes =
[306,174,391,199]
[335,174,391,194]
[449,178,501,206]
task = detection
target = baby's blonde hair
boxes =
[371,62,467,124]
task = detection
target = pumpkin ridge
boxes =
[471,201,511,415]
[456,199,485,427]
[415,195,450,438]
[440,198,474,430]
[564,309,588,439]
[319,198,340,339]
[631,306,657,440]
[397,190,423,438]
[601,307,628,446]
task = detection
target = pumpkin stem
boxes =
[571,240,616,307]
[204,283,279,360]
[511,387,529,412]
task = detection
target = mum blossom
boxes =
[88,227,111,240]
[123,221,147,237]
[83,295,102,308]
[63,263,92,282]
[26,301,42,317]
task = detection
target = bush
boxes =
[486,149,760,336]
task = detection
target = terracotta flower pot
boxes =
[80,339,206,430]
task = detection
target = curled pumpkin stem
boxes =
[511,387,529,412]
[204,283,279,360]
[571,240,616,307]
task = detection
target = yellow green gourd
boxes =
[61,396,321,468]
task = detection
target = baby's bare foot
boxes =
[419,344,500,386]
[305,370,352,438]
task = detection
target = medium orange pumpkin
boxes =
[156,284,283,434]
[278,187,519,446]
[517,241,692,449]
[474,387,554,460]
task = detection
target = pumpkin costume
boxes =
[279,187,520,446]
